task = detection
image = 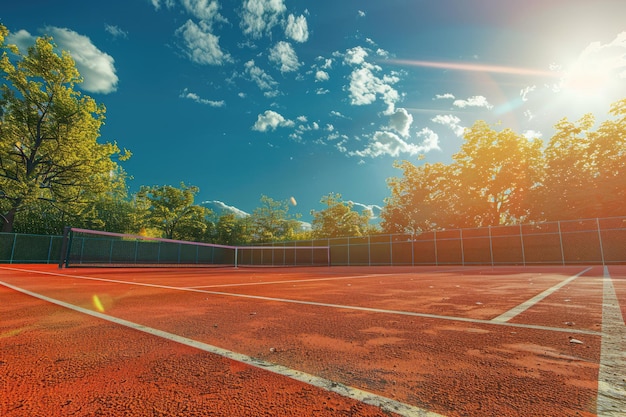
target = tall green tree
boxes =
[136,183,212,240]
[311,192,372,238]
[250,195,301,242]
[0,25,129,232]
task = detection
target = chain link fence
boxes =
[2,216,625,265]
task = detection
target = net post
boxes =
[58,226,72,269]
[234,247,238,268]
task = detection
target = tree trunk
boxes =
[1,207,16,233]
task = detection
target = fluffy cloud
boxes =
[388,108,413,137]
[252,110,294,131]
[453,95,493,109]
[431,114,465,137]
[353,128,439,158]
[244,60,279,96]
[348,66,400,113]
[176,20,232,65]
[347,201,382,217]
[181,0,226,25]
[151,0,175,10]
[268,41,300,73]
[342,46,400,114]
[285,14,308,43]
[315,70,330,82]
[43,27,118,94]
[180,88,225,107]
[240,0,286,39]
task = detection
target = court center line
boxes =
[596,266,626,417]
[0,266,601,336]
[0,279,444,417]
[490,267,592,323]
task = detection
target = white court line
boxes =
[596,266,626,416]
[0,279,444,417]
[0,266,601,336]
[185,273,395,289]
[490,267,592,323]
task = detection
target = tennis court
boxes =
[2,263,624,416]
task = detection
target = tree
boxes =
[250,195,301,242]
[311,192,372,238]
[213,212,251,245]
[452,121,543,227]
[0,25,129,232]
[136,183,212,240]
[381,161,456,233]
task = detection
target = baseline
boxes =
[0,279,443,417]
[490,267,592,323]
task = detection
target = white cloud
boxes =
[176,19,232,65]
[522,130,543,140]
[104,24,128,39]
[268,41,300,73]
[240,0,286,39]
[348,66,400,113]
[352,128,439,158]
[244,59,279,95]
[344,46,368,66]
[357,10,366,18]
[315,70,329,82]
[201,200,249,218]
[151,0,175,10]
[453,95,493,109]
[347,201,382,217]
[252,110,294,132]
[180,88,225,107]
[388,108,413,137]
[5,29,36,52]
[181,0,226,26]
[434,93,455,100]
[285,14,308,43]
[44,27,118,94]
[431,114,465,137]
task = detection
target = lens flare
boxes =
[386,59,558,78]
[92,295,105,313]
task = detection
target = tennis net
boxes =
[59,228,330,268]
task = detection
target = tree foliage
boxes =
[311,192,373,238]
[250,195,301,242]
[0,25,129,232]
[136,183,212,240]
[382,100,626,234]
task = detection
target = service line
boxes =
[490,267,592,323]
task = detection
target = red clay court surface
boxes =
[1,264,625,416]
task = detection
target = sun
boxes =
[560,62,614,98]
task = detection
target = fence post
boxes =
[434,231,438,266]
[519,223,526,266]
[596,218,606,265]
[389,234,393,266]
[368,235,371,267]
[460,228,465,266]
[557,221,565,265]
[488,226,494,267]
[10,233,17,264]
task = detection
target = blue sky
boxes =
[3,0,626,225]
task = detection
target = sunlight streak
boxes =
[387,59,559,78]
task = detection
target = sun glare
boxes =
[561,63,613,98]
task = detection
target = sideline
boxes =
[0,266,601,336]
[490,267,592,323]
[596,266,626,416]
[0,279,444,417]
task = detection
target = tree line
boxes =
[2,26,625,243]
